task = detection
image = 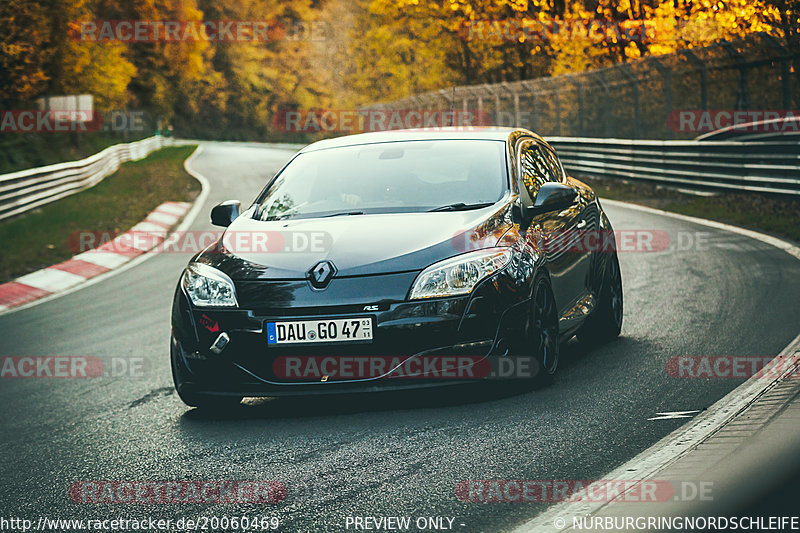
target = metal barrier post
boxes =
[683,49,708,110]
[651,57,673,139]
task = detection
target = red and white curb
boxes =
[0,201,191,312]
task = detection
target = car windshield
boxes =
[254,140,507,221]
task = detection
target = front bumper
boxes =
[171,270,530,397]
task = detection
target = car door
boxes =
[540,142,595,326]
[517,140,588,321]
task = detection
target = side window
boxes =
[519,142,556,203]
[541,145,565,182]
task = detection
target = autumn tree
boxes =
[0,0,134,109]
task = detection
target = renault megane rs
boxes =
[170,128,623,407]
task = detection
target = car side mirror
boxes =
[528,183,578,218]
[210,200,241,227]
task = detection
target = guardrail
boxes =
[548,137,800,196]
[0,135,173,221]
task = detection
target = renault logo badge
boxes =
[308,260,336,289]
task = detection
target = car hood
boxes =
[199,204,514,281]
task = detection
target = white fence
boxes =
[0,136,173,221]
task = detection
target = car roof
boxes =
[298,127,543,153]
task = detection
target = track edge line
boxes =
[511,198,800,533]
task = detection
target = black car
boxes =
[171,128,623,407]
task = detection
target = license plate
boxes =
[266,317,373,345]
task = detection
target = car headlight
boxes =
[409,248,513,300]
[181,263,238,307]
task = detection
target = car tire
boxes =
[578,251,623,346]
[527,274,560,384]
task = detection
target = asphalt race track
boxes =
[2,142,799,532]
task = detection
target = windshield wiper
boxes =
[427,202,494,212]
[322,211,365,217]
